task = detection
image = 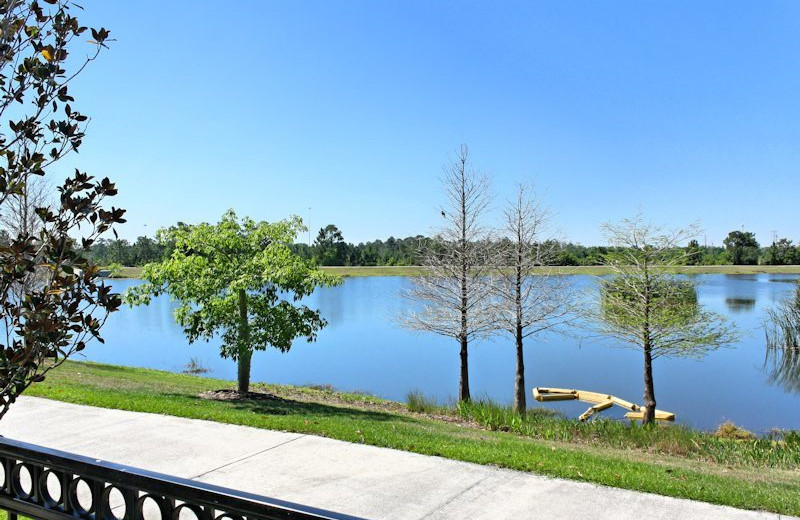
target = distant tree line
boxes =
[87,236,172,266]
[86,227,800,268]
[289,225,427,266]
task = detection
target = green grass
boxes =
[21,361,800,516]
[454,399,799,469]
[324,265,800,277]
[406,388,440,412]
[105,265,800,279]
[105,265,143,278]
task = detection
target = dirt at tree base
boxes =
[199,389,285,402]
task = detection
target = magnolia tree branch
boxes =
[0,1,122,420]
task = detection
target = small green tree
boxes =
[587,216,737,424]
[314,224,346,266]
[126,210,340,394]
[106,262,124,278]
[762,238,797,266]
[684,239,701,266]
[723,230,760,265]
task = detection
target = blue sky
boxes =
[62,1,800,246]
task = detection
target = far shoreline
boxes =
[107,264,800,279]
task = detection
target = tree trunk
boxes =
[457,158,471,404]
[641,268,656,425]
[237,348,252,395]
[458,335,470,402]
[513,324,525,415]
[642,344,656,425]
[237,288,252,395]
[513,251,525,416]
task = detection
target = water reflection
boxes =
[723,274,758,313]
[764,347,800,394]
[91,275,800,432]
[725,298,756,313]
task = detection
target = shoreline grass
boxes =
[21,361,800,516]
[107,264,800,279]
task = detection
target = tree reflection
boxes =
[764,346,800,394]
[725,298,756,313]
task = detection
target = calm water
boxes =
[87,275,800,433]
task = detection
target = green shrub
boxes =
[107,262,124,278]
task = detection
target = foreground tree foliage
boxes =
[0,0,123,419]
[588,217,736,424]
[125,210,340,394]
[401,146,493,402]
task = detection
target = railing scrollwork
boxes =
[0,437,361,520]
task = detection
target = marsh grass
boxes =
[452,398,800,469]
[406,389,440,413]
[765,282,800,351]
[400,391,800,469]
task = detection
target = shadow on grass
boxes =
[172,392,411,423]
[70,362,148,374]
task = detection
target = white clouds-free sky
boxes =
[62,1,800,246]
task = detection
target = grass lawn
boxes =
[20,361,800,516]
[108,265,800,279]
[321,265,800,276]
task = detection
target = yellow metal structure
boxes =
[533,387,675,422]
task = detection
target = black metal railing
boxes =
[0,437,363,520]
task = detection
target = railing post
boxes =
[60,470,72,514]
[121,487,137,520]
[92,478,105,518]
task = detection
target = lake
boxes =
[87,274,800,433]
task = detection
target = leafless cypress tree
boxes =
[490,183,574,415]
[401,145,493,402]
[0,175,51,299]
[0,173,50,238]
[586,216,737,424]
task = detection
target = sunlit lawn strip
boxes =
[108,265,800,279]
[24,361,800,516]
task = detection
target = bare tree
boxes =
[585,215,737,424]
[0,175,51,299]
[401,145,493,402]
[0,173,50,237]
[490,183,574,415]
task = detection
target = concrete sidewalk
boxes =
[0,397,791,520]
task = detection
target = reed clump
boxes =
[397,395,800,469]
[406,389,440,413]
[765,283,800,351]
